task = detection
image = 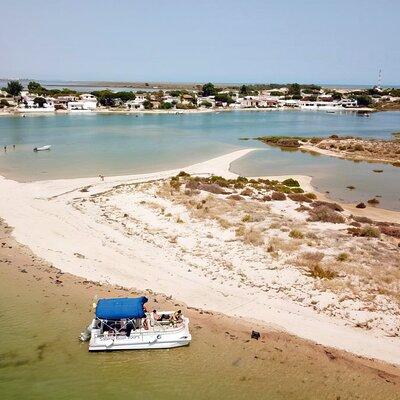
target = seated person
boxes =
[152,310,170,321]
[171,310,183,324]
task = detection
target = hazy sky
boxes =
[1,0,399,84]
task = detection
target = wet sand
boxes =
[1,219,400,399]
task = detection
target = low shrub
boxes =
[308,205,345,224]
[311,201,344,212]
[337,252,349,262]
[281,178,300,187]
[367,198,380,205]
[291,187,304,193]
[289,229,304,239]
[271,191,286,201]
[308,264,338,279]
[288,193,312,203]
[177,171,190,177]
[240,187,254,196]
[297,252,337,279]
[242,214,252,222]
[351,215,373,224]
[226,194,244,201]
[198,183,229,194]
[210,175,230,187]
[170,177,182,190]
[275,185,292,194]
[360,225,380,238]
[305,192,317,200]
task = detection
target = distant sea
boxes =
[1,79,400,92]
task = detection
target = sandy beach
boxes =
[0,149,399,367]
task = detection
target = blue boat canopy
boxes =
[96,297,148,320]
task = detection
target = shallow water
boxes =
[0,111,399,209]
[1,257,398,400]
[232,147,400,210]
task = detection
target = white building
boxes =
[17,92,55,112]
[67,94,97,111]
[339,98,358,108]
[125,98,145,110]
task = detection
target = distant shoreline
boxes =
[2,78,400,91]
[0,106,376,118]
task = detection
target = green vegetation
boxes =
[200,100,212,108]
[91,90,135,106]
[360,225,380,238]
[5,80,23,96]
[287,83,301,97]
[0,99,10,108]
[159,101,173,110]
[214,93,234,104]
[202,82,217,97]
[289,229,304,239]
[281,178,300,187]
[33,97,46,107]
[169,173,306,198]
[143,99,153,109]
[27,81,79,97]
[354,94,372,107]
[239,85,258,96]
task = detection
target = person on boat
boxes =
[152,310,170,321]
[171,310,183,325]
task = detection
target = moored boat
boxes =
[33,145,51,151]
[81,296,191,351]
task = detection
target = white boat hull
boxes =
[88,317,191,351]
[34,145,51,151]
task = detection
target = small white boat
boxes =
[81,297,191,351]
[33,145,51,152]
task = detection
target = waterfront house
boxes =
[125,98,145,110]
[339,98,358,108]
[17,91,55,112]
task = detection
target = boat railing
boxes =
[96,314,186,339]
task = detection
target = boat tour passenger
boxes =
[171,310,183,324]
[152,310,170,321]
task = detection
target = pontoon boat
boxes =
[81,297,191,351]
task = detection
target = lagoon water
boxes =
[0,111,399,209]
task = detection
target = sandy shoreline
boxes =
[2,218,399,398]
[1,149,400,365]
[0,106,374,118]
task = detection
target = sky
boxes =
[0,0,399,85]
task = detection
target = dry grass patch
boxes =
[242,214,252,223]
[296,251,338,279]
[337,252,349,262]
[267,236,302,253]
[243,227,264,246]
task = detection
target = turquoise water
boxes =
[0,111,399,209]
